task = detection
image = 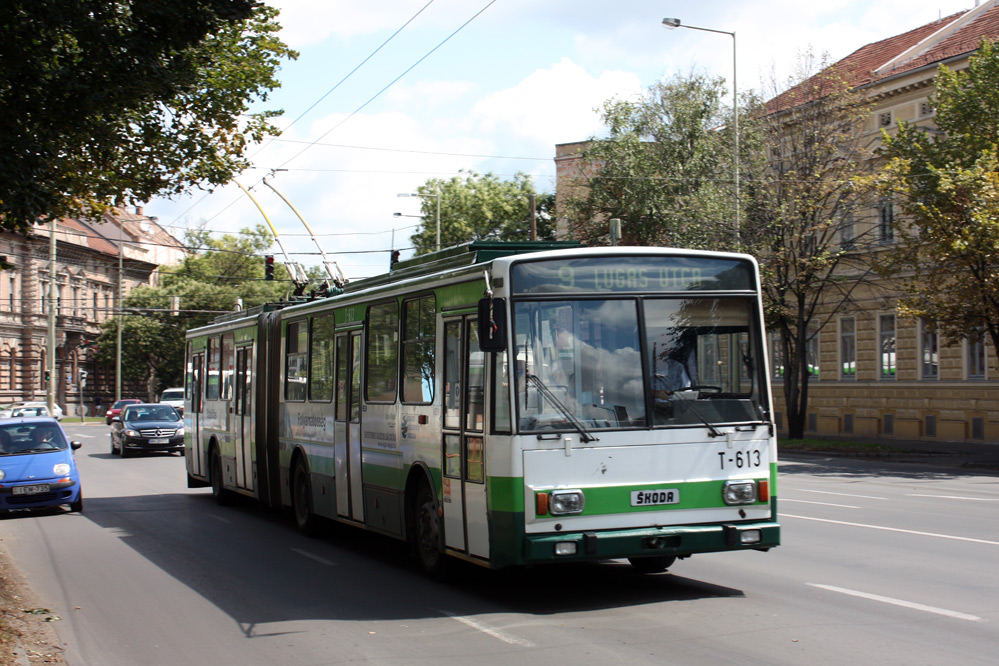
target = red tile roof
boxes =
[768,1,999,112]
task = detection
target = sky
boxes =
[144,0,980,281]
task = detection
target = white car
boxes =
[159,388,185,415]
[0,401,64,420]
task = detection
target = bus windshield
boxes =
[512,296,766,433]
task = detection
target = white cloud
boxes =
[470,58,643,146]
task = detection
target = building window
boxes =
[921,319,938,380]
[924,414,937,438]
[840,212,854,249]
[842,413,854,434]
[968,327,987,379]
[883,413,894,435]
[806,321,820,378]
[879,314,896,380]
[918,100,934,118]
[840,318,856,380]
[771,333,785,381]
[879,200,895,243]
[878,111,893,127]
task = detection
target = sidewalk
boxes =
[783,436,999,474]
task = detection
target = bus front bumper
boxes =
[522,521,780,564]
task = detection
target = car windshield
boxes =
[123,406,179,422]
[0,423,68,454]
[161,391,183,401]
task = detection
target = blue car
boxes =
[0,417,83,513]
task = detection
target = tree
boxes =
[563,72,736,248]
[0,1,296,233]
[92,225,289,395]
[408,171,555,254]
[869,39,999,368]
[743,52,880,439]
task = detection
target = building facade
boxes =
[0,207,185,416]
[554,2,999,445]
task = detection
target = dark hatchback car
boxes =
[110,403,184,458]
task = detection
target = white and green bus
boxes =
[184,241,780,576]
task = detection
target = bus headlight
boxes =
[723,480,757,505]
[549,489,585,515]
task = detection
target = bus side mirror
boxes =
[477,297,507,351]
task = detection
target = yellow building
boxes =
[556,2,999,445]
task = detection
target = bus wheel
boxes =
[210,447,230,506]
[627,555,676,574]
[292,458,318,537]
[414,483,448,580]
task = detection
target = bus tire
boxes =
[414,482,448,580]
[627,555,676,574]
[210,446,231,506]
[292,457,318,537]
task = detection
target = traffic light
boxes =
[265,255,275,280]
[44,369,50,382]
[390,250,400,267]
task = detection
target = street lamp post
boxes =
[663,17,739,244]
[397,188,441,252]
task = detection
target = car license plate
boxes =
[13,484,50,495]
[630,489,679,506]
[148,438,169,444]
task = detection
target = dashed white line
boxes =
[906,494,999,502]
[798,489,887,500]
[291,548,337,566]
[809,584,983,622]
[782,499,861,508]
[439,610,535,647]
[782,513,999,545]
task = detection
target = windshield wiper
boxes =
[525,373,597,442]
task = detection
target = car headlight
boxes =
[0,469,5,481]
[53,463,71,476]
[723,480,758,505]
[549,489,586,515]
[176,427,185,436]
[125,429,140,437]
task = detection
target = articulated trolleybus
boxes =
[184,242,779,576]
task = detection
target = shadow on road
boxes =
[74,490,747,634]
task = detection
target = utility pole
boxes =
[47,218,56,413]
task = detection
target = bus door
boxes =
[442,317,489,559]
[234,344,253,490]
[190,352,205,477]
[334,331,364,522]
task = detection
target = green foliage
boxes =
[872,39,999,359]
[93,226,288,390]
[0,1,296,233]
[408,171,554,254]
[742,51,878,439]
[564,73,736,248]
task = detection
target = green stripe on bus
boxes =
[487,475,524,513]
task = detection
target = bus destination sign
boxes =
[511,256,754,294]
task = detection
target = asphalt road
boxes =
[1,423,996,666]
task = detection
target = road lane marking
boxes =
[782,514,999,545]
[808,584,983,622]
[798,489,886,500]
[782,499,861,509]
[906,494,999,502]
[291,548,337,566]
[439,610,535,647]
[207,514,232,524]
